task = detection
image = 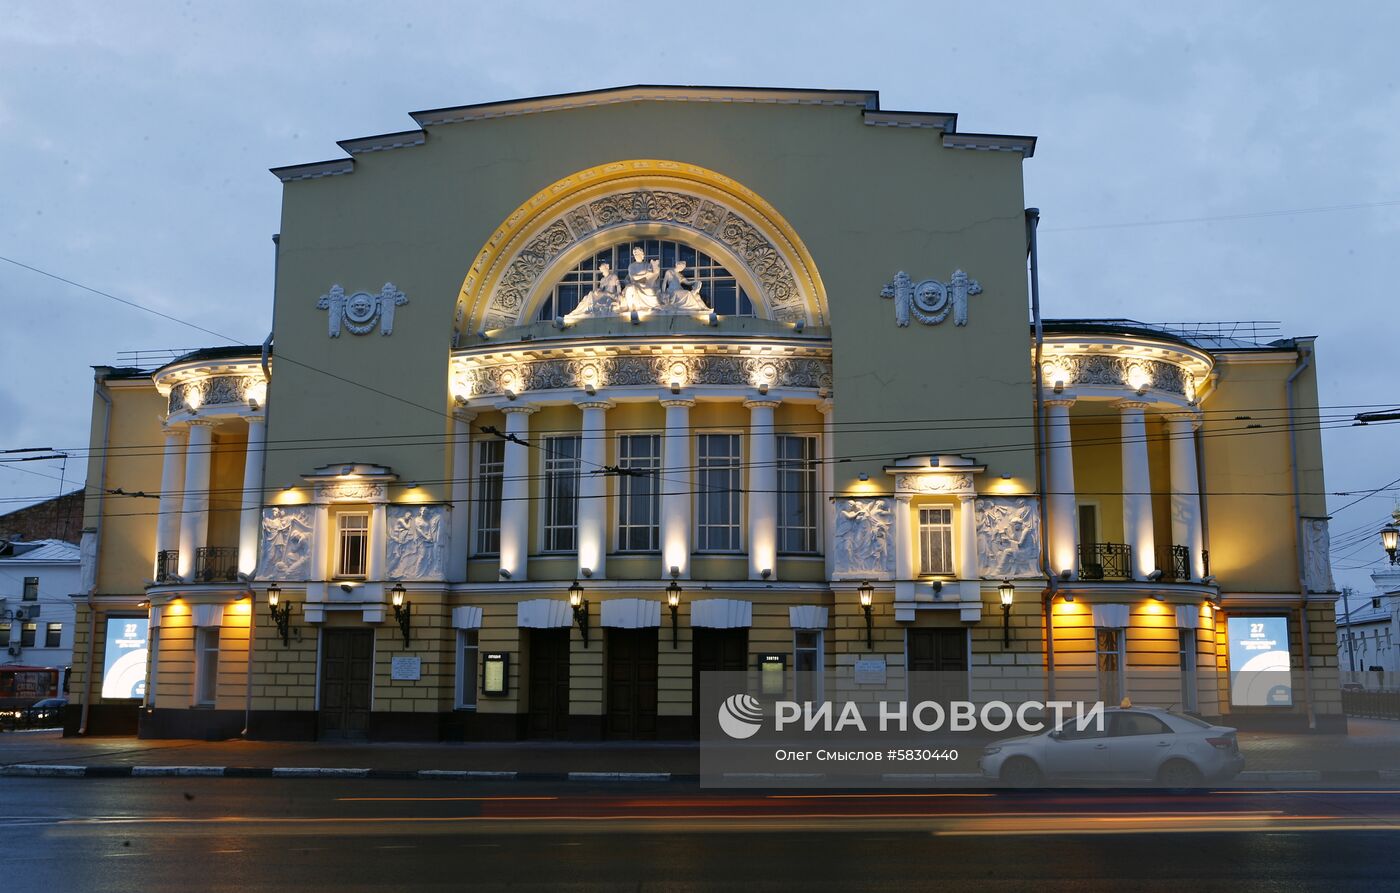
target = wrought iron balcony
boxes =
[1155,544,1192,583]
[194,546,239,583]
[1078,542,1132,581]
[155,550,180,583]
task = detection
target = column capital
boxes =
[575,400,615,412]
[1113,399,1151,412]
[743,399,782,410]
[185,418,218,429]
[497,403,539,415]
[1164,410,1201,426]
[894,493,913,505]
[957,492,977,504]
[1043,397,1076,409]
[660,397,696,409]
[816,398,834,415]
[160,424,187,439]
[452,408,478,423]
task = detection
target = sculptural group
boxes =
[564,246,709,322]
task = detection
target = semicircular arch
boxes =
[455,161,827,334]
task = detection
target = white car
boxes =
[980,707,1244,787]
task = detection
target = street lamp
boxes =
[999,581,1014,648]
[858,581,874,651]
[1382,525,1399,566]
[267,583,293,648]
[391,582,411,647]
[666,580,682,649]
[569,580,590,647]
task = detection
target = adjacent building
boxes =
[67,86,1342,740]
[1,539,80,672]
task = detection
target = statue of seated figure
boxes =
[659,260,709,312]
[563,262,622,322]
[621,247,662,312]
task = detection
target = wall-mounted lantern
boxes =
[569,580,590,647]
[1382,524,1399,566]
[998,580,1014,648]
[858,581,874,651]
[268,583,293,648]
[391,582,411,647]
[666,580,682,649]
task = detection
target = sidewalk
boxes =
[2,720,1397,783]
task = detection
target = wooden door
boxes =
[606,629,658,739]
[527,629,570,739]
[691,628,748,733]
[908,628,968,706]
[319,629,373,739]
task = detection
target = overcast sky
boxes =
[2,1,1396,591]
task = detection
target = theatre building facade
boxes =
[67,87,1343,740]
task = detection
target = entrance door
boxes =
[692,628,748,734]
[606,629,658,739]
[319,629,373,739]
[527,629,570,739]
[908,628,968,706]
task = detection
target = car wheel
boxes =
[1158,760,1202,789]
[1000,757,1043,787]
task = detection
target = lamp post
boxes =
[569,580,590,647]
[858,581,874,651]
[1382,524,1399,566]
[267,583,292,648]
[666,580,681,649]
[999,581,1014,648]
[390,582,411,647]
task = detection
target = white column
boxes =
[576,400,613,580]
[367,501,387,583]
[154,426,186,577]
[237,415,267,576]
[1118,400,1155,581]
[958,494,979,581]
[176,420,216,580]
[745,398,781,581]
[1044,398,1079,579]
[1166,411,1205,580]
[310,503,331,581]
[817,399,835,581]
[498,404,537,581]
[660,398,695,579]
[448,410,476,583]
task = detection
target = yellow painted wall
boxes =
[86,378,169,593]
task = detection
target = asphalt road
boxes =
[4,778,1400,891]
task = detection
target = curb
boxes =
[0,764,670,782]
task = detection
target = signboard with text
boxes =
[101,617,148,699]
[1227,616,1293,707]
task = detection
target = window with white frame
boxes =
[1096,628,1125,705]
[544,436,581,552]
[457,629,480,709]
[918,507,954,575]
[794,629,824,702]
[536,240,756,320]
[697,433,741,552]
[777,435,819,554]
[195,627,220,706]
[474,440,505,555]
[335,512,369,578]
[617,434,661,552]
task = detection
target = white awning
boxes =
[690,599,752,629]
[1091,603,1129,629]
[601,598,661,629]
[516,599,570,629]
[451,606,483,630]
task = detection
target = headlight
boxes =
[983,746,1002,755]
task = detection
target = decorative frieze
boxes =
[169,375,260,414]
[894,472,974,494]
[385,505,447,581]
[458,350,832,399]
[834,498,894,579]
[258,506,315,581]
[1046,354,1193,399]
[975,496,1043,579]
[317,283,408,337]
[880,269,982,327]
[316,481,388,503]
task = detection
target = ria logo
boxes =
[717,693,765,739]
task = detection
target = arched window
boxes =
[537,239,755,321]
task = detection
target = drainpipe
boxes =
[242,591,256,738]
[1026,208,1055,700]
[1285,340,1317,730]
[79,372,113,736]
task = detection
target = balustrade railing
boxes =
[155,550,180,583]
[194,546,239,583]
[1077,542,1133,581]
[1155,544,1191,583]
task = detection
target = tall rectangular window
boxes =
[777,435,818,554]
[543,436,581,552]
[918,507,954,575]
[697,433,741,552]
[21,622,37,647]
[617,434,661,552]
[0,625,9,647]
[22,576,38,601]
[336,512,369,578]
[794,629,824,702]
[1078,504,1099,545]
[45,623,62,648]
[1096,628,1124,705]
[195,627,220,706]
[1178,629,1198,712]
[458,629,480,709]
[474,440,505,555]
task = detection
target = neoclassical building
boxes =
[68,86,1342,739]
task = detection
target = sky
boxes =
[1,1,1396,592]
